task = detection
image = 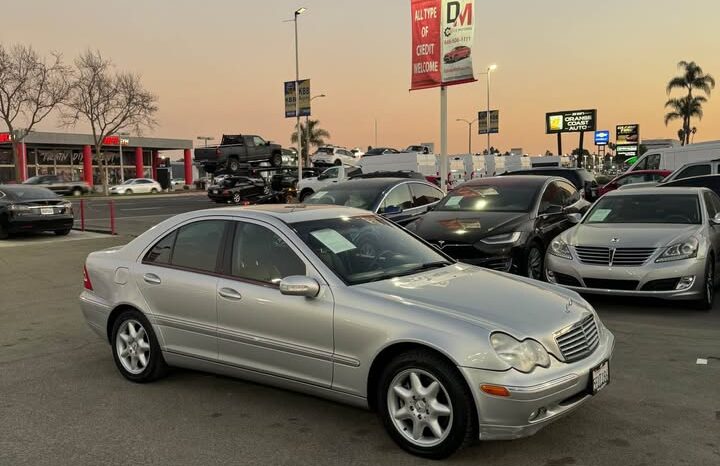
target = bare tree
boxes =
[0,43,71,180]
[64,50,158,194]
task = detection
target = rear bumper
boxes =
[461,327,614,441]
[80,291,112,340]
[6,215,74,233]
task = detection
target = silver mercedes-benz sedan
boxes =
[546,187,720,309]
[80,205,614,459]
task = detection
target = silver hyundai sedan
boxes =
[80,205,614,459]
[546,187,720,309]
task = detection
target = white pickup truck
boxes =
[297,165,362,201]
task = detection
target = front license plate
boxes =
[40,207,54,215]
[591,360,609,394]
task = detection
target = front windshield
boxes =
[435,183,540,213]
[585,194,701,224]
[304,187,381,211]
[292,216,452,285]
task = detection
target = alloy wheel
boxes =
[233,193,242,204]
[115,319,151,375]
[387,369,453,448]
[527,247,543,280]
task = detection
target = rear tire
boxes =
[54,228,71,236]
[271,152,283,167]
[111,309,168,383]
[227,158,241,173]
[376,350,477,459]
[125,189,133,195]
[150,188,158,194]
[694,258,714,311]
[299,189,314,202]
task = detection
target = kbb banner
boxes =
[411,0,475,90]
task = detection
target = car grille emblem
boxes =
[610,237,620,243]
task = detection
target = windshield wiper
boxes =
[352,261,454,285]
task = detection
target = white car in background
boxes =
[109,178,162,195]
[310,146,358,167]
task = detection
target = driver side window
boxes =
[322,168,339,179]
[380,184,414,213]
[231,222,306,285]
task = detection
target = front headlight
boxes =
[656,237,699,263]
[549,238,573,260]
[480,232,521,245]
[62,202,73,214]
[490,332,551,373]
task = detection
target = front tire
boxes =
[72,188,83,197]
[694,257,714,311]
[299,189,314,202]
[111,309,168,383]
[124,189,133,195]
[150,188,158,194]
[377,350,476,459]
[525,243,545,281]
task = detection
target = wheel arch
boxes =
[106,303,153,345]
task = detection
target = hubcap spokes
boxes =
[116,320,150,375]
[387,369,453,447]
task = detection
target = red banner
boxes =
[411,0,441,90]
[0,133,11,143]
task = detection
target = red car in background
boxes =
[443,46,471,64]
[598,169,671,196]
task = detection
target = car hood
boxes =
[410,210,530,243]
[355,264,590,345]
[561,223,702,248]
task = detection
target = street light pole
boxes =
[196,136,214,148]
[484,64,497,156]
[306,94,326,168]
[116,131,130,183]
[294,7,306,183]
[456,118,478,154]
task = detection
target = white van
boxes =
[628,141,720,172]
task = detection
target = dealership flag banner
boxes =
[411,0,476,90]
[478,110,499,135]
[284,79,311,118]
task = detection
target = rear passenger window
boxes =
[144,231,176,264]
[703,192,718,219]
[170,221,227,272]
[410,183,444,207]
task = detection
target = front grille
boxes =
[555,314,600,362]
[642,278,680,291]
[554,272,582,287]
[583,278,639,290]
[575,246,655,266]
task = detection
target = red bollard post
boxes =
[109,200,116,235]
[80,199,85,231]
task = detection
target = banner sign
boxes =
[478,110,499,134]
[411,0,475,90]
[284,79,311,118]
[101,136,129,146]
[616,124,639,145]
[0,132,11,144]
[546,110,597,134]
[594,130,610,146]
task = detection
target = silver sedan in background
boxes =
[80,205,614,459]
[546,187,720,309]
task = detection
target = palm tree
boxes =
[664,95,707,144]
[665,61,715,145]
[291,119,330,162]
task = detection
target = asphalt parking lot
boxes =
[1,234,719,466]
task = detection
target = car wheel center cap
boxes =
[416,400,427,411]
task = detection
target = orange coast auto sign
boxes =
[411,0,475,90]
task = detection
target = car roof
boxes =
[204,204,371,223]
[319,177,413,190]
[463,175,556,188]
[604,187,706,196]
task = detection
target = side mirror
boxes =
[568,213,582,224]
[279,276,320,298]
[712,213,720,225]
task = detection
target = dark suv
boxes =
[501,168,599,201]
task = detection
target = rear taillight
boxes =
[83,265,93,291]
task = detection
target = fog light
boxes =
[676,276,695,290]
[480,384,510,397]
[546,270,557,283]
[529,407,547,422]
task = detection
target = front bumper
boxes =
[461,326,615,441]
[545,253,705,300]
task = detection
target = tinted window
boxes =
[231,222,305,284]
[645,154,661,170]
[321,167,340,179]
[171,221,227,272]
[709,192,720,217]
[539,182,569,212]
[137,179,153,184]
[144,231,176,264]
[616,173,649,186]
[305,186,380,210]
[436,182,540,213]
[316,147,334,154]
[410,183,443,207]
[557,181,580,205]
[675,164,711,180]
[585,195,700,224]
[252,136,266,146]
[703,192,718,218]
[380,184,414,212]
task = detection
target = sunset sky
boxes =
[2,0,720,155]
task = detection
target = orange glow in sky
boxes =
[2,0,719,154]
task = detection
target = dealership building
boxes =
[0,131,194,186]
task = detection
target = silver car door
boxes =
[134,219,229,360]
[704,192,720,268]
[216,220,334,387]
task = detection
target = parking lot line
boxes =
[0,231,113,248]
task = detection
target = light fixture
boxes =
[295,7,307,15]
[488,63,498,71]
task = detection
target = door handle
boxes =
[143,273,161,285]
[219,287,242,300]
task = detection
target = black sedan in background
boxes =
[0,185,74,239]
[501,168,599,201]
[406,176,590,280]
[303,177,445,225]
[207,176,271,204]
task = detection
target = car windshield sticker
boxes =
[310,229,357,254]
[589,209,611,222]
[445,196,463,207]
